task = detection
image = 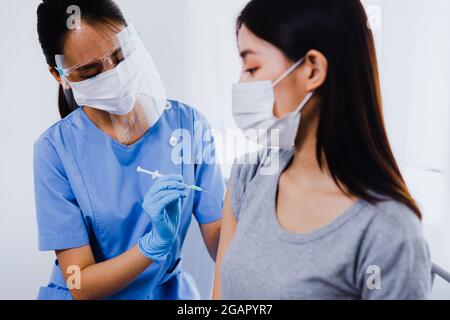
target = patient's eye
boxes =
[245,67,259,76]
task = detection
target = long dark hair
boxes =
[237,0,422,219]
[37,0,127,118]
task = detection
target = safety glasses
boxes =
[55,25,137,83]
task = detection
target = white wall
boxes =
[372,0,450,299]
[0,0,59,300]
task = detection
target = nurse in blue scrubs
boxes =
[34,0,224,300]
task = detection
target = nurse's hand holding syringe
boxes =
[138,171,189,262]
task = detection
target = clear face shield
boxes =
[55,24,168,145]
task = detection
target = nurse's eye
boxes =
[74,62,103,80]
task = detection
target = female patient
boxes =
[213,0,431,299]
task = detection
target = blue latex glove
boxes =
[138,175,188,262]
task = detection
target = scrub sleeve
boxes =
[34,138,90,299]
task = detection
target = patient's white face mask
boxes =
[232,57,314,150]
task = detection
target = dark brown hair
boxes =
[37,0,127,118]
[238,0,421,219]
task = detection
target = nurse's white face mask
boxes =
[67,47,143,116]
[232,57,314,150]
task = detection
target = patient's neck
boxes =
[289,99,324,176]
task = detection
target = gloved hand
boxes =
[138,175,188,262]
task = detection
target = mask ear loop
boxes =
[272,57,315,114]
[272,58,305,88]
[60,77,72,90]
[293,57,315,113]
[55,67,72,90]
[54,67,80,111]
[294,91,315,114]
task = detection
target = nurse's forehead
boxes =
[63,22,118,55]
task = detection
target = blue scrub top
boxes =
[33,100,225,300]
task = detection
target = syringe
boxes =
[137,166,211,193]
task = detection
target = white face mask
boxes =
[67,47,143,116]
[232,58,314,150]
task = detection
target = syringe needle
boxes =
[137,166,210,193]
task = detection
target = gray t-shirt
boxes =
[221,149,432,300]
